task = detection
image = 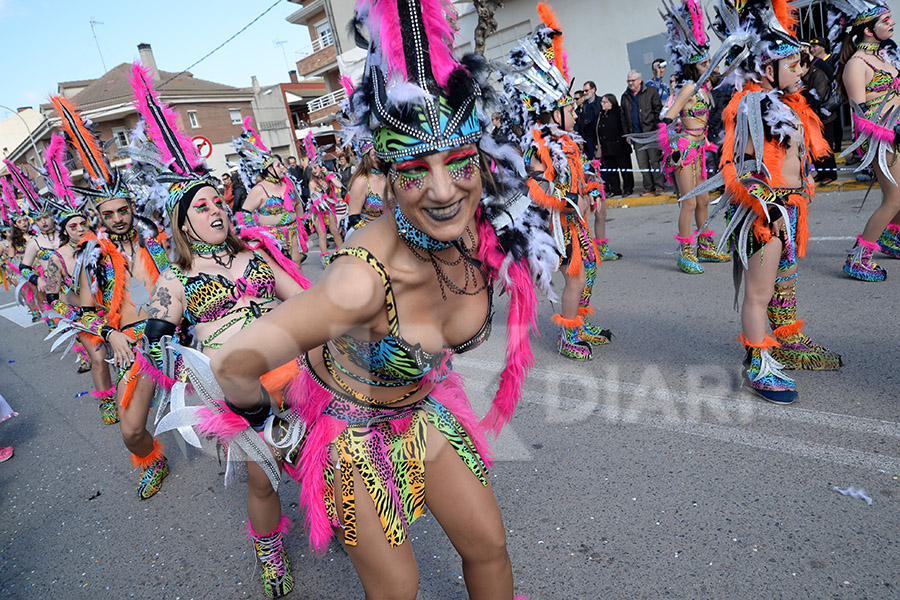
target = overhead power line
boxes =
[159,0,284,89]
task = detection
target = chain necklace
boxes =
[394,205,486,300]
[857,41,881,54]
[191,240,234,269]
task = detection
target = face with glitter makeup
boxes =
[390,144,481,242]
[36,214,54,233]
[98,198,134,235]
[183,185,229,245]
[870,12,895,40]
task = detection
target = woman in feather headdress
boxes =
[304,133,345,264]
[681,0,841,405]
[233,117,309,271]
[657,0,731,273]
[828,0,900,280]
[119,61,312,599]
[211,0,552,597]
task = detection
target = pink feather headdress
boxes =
[130,61,204,177]
[242,115,269,153]
[43,134,78,209]
[1,177,19,218]
[3,160,43,214]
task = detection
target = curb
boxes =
[606,179,878,209]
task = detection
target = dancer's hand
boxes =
[36,277,46,292]
[108,331,135,368]
[769,216,785,237]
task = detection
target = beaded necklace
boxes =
[394,205,486,300]
[109,229,137,243]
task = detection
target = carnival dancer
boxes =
[305,135,345,264]
[683,0,842,404]
[39,134,115,417]
[506,2,610,360]
[210,0,556,596]
[0,178,29,287]
[3,162,55,323]
[121,60,310,597]
[588,160,622,262]
[233,117,308,270]
[648,0,730,273]
[50,94,171,497]
[828,0,900,280]
[344,142,387,234]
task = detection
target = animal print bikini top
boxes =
[323,247,492,405]
[168,251,277,349]
[256,185,296,217]
[857,56,900,109]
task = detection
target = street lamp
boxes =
[0,103,42,170]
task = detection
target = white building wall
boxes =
[455,0,670,99]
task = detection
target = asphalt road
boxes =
[0,188,897,599]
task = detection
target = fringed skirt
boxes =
[724,189,806,270]
[291,356,492,552]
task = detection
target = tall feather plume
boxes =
[242,115,269,152]
[687,0,707,46]
[1,177,16,215]
[3,160,41,212]
[43,134,77,208]
[130,62,202,176]
[49,96,111,184]
[340,74,356,96]
[771,0,798,34]
[537,2,568,80]
[304,131,317,163]
[366,0,459,87]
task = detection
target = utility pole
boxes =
[89,18,108,73]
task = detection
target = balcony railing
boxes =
[306,88,347,113]
[294,33,335,60]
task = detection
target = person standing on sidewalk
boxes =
[621,71,665,195]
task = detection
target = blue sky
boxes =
[0,0,313,113]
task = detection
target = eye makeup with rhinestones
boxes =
[391,159,430,191]
[445,149,479,182]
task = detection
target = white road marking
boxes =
[0,305,38,328]
[808,236,856,242]
[456,357,900,475]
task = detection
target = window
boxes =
[315,20,334,47]
[112,128,129,149]
[229,109,242,125]
[188,110,199,128]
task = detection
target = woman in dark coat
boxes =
[595,94,634,197]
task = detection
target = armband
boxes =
[346,213,363,231]
[224,389,273,431]
[82,309,111,337]
[661,117,673,125]
[46,293,59,303]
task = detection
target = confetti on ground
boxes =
[75,391,89,398]
[833,485,873,505]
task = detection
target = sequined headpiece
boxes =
[343,0,490,163]
[505,3,575,125]
[827,0,891,50]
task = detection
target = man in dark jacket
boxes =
[577,81,602,158]
[621,70,665,195]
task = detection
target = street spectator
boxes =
[230,172,247,213]
[221,174,234,209]
[287,156,304,181]
[337,154,353,190]
[574,90,584,118]
[800,46,838,183]
[809,37,844,160]
[491,112,511,145]
[595,93,634,197]
[621,69,665,195]
[646,58,671,106]
[577,81,602,158]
